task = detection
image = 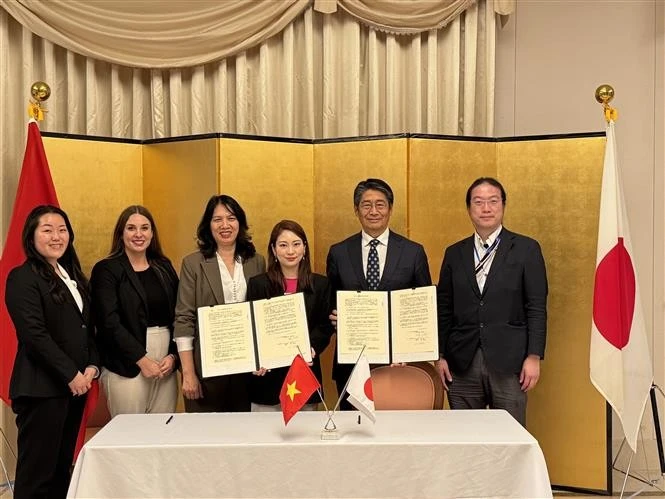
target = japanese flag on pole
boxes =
[346,355,375,423]
[590,119,653,452]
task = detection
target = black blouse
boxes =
[136,267,170,327]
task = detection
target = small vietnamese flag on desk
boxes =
[280,355,320,425]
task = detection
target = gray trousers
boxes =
[447,348,527,427]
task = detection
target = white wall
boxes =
[495,0,665,485]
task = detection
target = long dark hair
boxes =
[22,205,88,304]
[107,205,175,287]
[266,220,313,295]
[196,195,256,260]
[108,205,168,260]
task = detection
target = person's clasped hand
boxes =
[137,355,163,379]
[68,371,91,396]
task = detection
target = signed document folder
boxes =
[336,286,438,364]
[197,293,312,378]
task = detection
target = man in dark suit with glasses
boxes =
[436,177,548,427]
[327,178,432,409]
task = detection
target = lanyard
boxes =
[474,237,501,275]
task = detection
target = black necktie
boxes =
[367,239,380,290]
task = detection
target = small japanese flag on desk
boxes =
[346,355,375,423]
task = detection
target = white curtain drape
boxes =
[0,2,497,244]
[0,0,312,68]
[321,0,476,33]
[0,0,504,67]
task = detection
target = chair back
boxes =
[370,362,445,410]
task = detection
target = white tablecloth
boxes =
[68,409,552,498]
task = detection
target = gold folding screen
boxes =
[408,138,497,278]
[42,132,608,492]
[498,137,608,489]
[142,138,218,271]
[217,138,315,270]
[313,139,408,275]
[43,136,142,274]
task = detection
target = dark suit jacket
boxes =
[90,254,179,378]
[6,262,99,399]
[246,273,334,405]
[326,230,431,295]
[174,251,266,378]
[326,230,432,378]
[437,228,548,375]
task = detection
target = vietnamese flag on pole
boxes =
[279,354,320,425]
[0,120,98,458]
[590,119,653,453]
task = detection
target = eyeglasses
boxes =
[471,198,502,208]
[358,201,390,212]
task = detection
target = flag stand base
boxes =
[612,384,665,498]
[321,428,339,440]
[321,414,339,440]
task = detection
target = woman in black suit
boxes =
[248,220,333,411]
[91,205,179,416]
[5,205,99,499]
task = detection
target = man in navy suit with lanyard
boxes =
[327,178,431,409]
[436,177,548,426]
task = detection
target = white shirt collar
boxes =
[362,228,390,247]
[57,263,83,313]
[475,225,503,249]
[57,263,73,283]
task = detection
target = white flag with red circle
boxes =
[346,355,376,423]
[590,120,653,452]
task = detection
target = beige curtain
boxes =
[0,0,311,68]
[0,0,504,68]
[320,0,475,33]
[0,2,497,244]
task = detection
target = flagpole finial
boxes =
[595,84,617,123]
[28,81,51,122]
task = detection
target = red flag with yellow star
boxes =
[279,354,320,425]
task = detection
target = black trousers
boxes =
[184,373,251,413]
[12,394,86,499]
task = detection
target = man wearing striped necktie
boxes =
[326,178,431,409]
